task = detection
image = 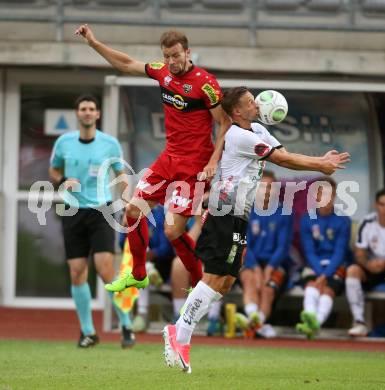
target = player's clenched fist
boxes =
[74,24,96,45]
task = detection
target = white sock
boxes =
[137,288,149,316]
[176,281,221,345]
[345,277,365,323]
[303,286,320,314]
[173,298,185,317]
[316,294,333,325]
[208,299,222,320]
[245,302,259,318]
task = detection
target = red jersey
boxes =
[145,61,222,163]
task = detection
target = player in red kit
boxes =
[75,25,231,290]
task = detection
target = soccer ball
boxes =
[255,90,288,125]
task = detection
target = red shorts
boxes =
[134,153,209,217]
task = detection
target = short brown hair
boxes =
[75,94,100,110]
[221,86,249,117]
[160,30,189,50]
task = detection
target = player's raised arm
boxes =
[75,24,146,76]
[267,148,350,175]
[203,105,232,180]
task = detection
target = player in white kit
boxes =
[162,86,350,373]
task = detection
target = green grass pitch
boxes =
[0,340,384,389]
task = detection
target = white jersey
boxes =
[356,212,385,259]
[209,122,281,220]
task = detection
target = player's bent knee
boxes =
[125,203,142,219]
[70,270,87,284]
[346,264,362,278]
[164,225,183,241]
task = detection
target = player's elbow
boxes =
[118,61,133,74]
[267,150,290,167]
[110,56,133,73]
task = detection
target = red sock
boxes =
[126,216,148,281]
[170,233,203,287]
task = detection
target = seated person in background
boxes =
[237,170,293,338]
[346,188,385,337]
[296,177,351,339]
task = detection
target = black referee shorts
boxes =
[61,205,115,260]
[195,213,248,278]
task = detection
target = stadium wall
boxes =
[1,17,385,306]
[1,40,385,76]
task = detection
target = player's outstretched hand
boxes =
[74,24,96,45]
[321,150,350,175]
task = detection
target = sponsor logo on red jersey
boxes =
[201,83,220,105]
[149,61,165,70]
[162,92,188,110]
